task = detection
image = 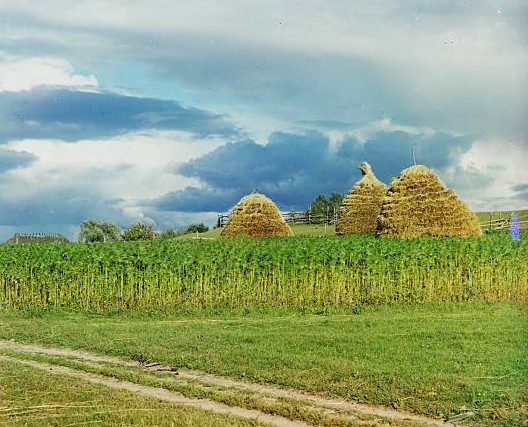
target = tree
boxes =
[122,222,158,241]
[328,192,344,212]
[186,223,209,234]
[308,194,328,217]
[306,192,344,223]
[78,219,122,243]
[307,193,344,216]
[159,228,183,240]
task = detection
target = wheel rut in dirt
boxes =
[0,339,453,427]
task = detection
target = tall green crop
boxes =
[0,232,526,311]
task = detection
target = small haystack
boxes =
[220,193,293,237]
[377,165,481,238]
[336,162,386,235]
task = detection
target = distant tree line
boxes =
[78,220,209,243]
[79,194,342,242]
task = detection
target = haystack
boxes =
[220,193,293,237]
[377,165,481,238]
[336,162,386,235]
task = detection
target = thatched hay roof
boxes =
[220,193,293,237]
[377,165,482,238]
[336,162,386,235]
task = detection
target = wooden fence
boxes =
[479,213,528,232]
[217,210,338,228]
[218,210,527,232]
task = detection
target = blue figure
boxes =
[510,213,520,242]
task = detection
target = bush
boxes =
[159,228,185,240]
[186,223,209,234]
[122,223,158,241]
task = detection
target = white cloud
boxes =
[0,57,98,92]
[447,138,528,211]
[1,130,225,228]
[350,118,436,145]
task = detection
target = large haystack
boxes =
[336,162,386,235]
[220,193,293,237]
[377,165,481,238]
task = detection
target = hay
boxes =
[336,162,386,235]
[220,193,293,237]
[377,165,482,238]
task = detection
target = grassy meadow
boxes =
[0,358,265,427]
[1,303,526,426]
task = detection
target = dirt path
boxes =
[0,354,305,427]
[0,339,453,427]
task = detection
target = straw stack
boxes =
[377,165,482,238]
[336,162,386,235]
[220,193,293,237]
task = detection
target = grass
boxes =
[1,302,526,426]
[2,350,410,427]
[0,358,265,427]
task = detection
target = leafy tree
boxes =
[159,228,183,240]
[308,194,329,217]
[328,192,344,212]
[78,219,122,243]
[122,222,158,241]
[186,223,209,234]
[307,192,344,217]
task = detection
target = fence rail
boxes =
[217,210,338,228]
[479,218,528,232]
[218,211,527,232]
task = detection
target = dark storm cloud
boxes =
[0,87,241,143]
[155,186,241,213]
[0,193,116,227]
[0,148,37,172]
[352,130,474,182]
[511,183,528,202]
[153,129,475,212]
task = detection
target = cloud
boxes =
[0,130,225,240]
[510,183,528,205]
[153,126,476,212]
[3,1,526,140]
[0,87,242,142]
[355,130,473,180]
[512,183,528,194]
[155,186,240,213]
[0,148,36,172]
[0,57,98,92]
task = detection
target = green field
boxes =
[1,231,526,311]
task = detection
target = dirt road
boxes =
[0,339,454,427]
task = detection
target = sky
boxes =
[0,0,527,240]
